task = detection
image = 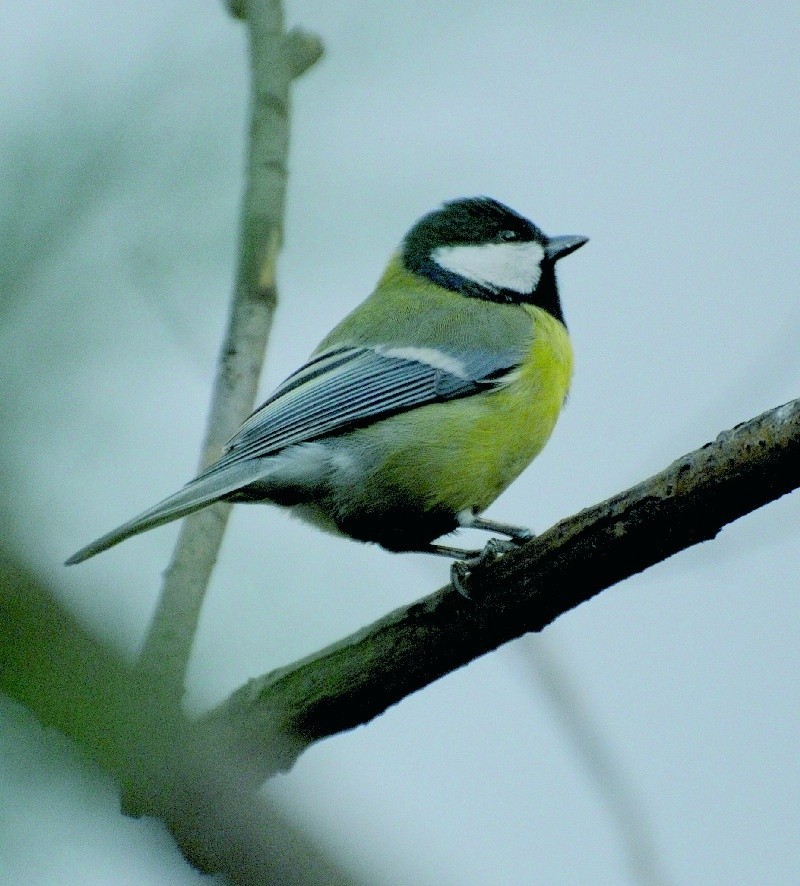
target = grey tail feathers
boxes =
[65,459,275,565]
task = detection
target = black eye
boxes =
[498,229,517,241]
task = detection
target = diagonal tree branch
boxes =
[136,2,322,703]
[204,396,800,781]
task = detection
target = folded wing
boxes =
[66,341,524,563]
[204,342,524,474]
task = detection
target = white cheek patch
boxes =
[432,241,545,294]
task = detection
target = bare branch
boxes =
[206,397,800,779]
[136,1,322,702]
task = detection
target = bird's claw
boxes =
[450,560,473,598]
[450,537,519,598]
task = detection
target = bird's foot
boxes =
[450,537,520,598]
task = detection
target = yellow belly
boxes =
[372,305,573,515]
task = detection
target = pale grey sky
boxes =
[2,2,799,883]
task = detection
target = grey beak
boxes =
[544,234,589,261]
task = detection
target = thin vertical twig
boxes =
[136,1,322,703]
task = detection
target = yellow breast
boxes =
[375,305,573,514]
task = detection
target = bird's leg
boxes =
[465,515,533,543]
[450,539,510,597]
[426,513,535,597]
[425,538,528,598]
[425,542,482,561]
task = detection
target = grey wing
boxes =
[65,342,524,564]
[203,343,524,475]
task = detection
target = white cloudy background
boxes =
[1,2,799,883]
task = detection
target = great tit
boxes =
[67,197,586,588]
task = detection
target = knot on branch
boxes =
[225,6,323,81]
[284,27,324,78]
[225,0,247,20]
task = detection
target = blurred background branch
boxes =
[516,635,669,886]
[0,543,360,884]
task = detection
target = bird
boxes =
[67,197,586,591]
